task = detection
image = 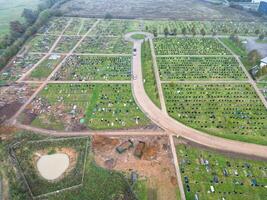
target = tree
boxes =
[145,26,148,31]
[212,30,217,37]
[255,29,260,35]
[22,9,38,24]
[182,27,187,36]
[152,29,158,37]
[173,28,177,36]
[248,50,261,66]
[200,28,206,37]
[104,13,113,20]
[191,26,196,37]
[10,21,25,38]
[259,34,265,41]
[164,27,169,37]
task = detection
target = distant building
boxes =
[258,1,267,14]
[260,57,267,68]
[252,0,267,3]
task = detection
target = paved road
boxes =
[125,32,267,160]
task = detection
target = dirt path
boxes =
[9,20,100,125]
[19,80,132,84]
[17,18,73,82]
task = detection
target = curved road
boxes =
[125,32,267,160]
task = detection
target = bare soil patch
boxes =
[93,135,178,200]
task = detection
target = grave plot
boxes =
[38,17,70,34]
[89,19,141,36]
[78,18,97,35]
[85,84,150,130]
[175,139,267,200]
[157,56,247,80]
[74,36,132,54]
[53,36,81,53]
[0,54,44,84]
[28,54,64,81]
[163,83,267,145]
[153,38,231,55]
[54,55,131,81]
[20,84,150,131]
[27,34,57,53]
[63,18,83,35]
[143,20,267,36]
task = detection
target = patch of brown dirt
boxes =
[0,126,17,141]
[92,135,120,152]
[0,101,22,124]
[93,136,178,200]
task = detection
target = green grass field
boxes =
[176,140,267,200]
[29,55,63,80]
[163,83,267,145]
[0,0,40,38]
[141,41,161,108]
[3,132,137,200]
[12,137,88,196]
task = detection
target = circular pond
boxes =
[37,153,70,181]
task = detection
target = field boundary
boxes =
[8,137,90,199]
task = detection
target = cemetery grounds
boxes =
[1,16,267,200]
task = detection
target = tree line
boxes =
[0,0,70,70]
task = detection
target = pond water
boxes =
[37,153,70,181]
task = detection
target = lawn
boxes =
[163,83,267,145]
[141,41,161,108]
[55,55,132,81]
[74,36,132,54]
[219,38,247,57]
[176,140,267,200]
[5,132,137,200]
[22,83,150,131]
[157,56,246,80]
[11,137,88,197]
[154,38,231,55]
[29,54,63,80]
[0,0,40,38]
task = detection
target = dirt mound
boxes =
[93,135,120,151]
[20,111,37,125]
[142,142,160,160]
[0,101,22,124]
